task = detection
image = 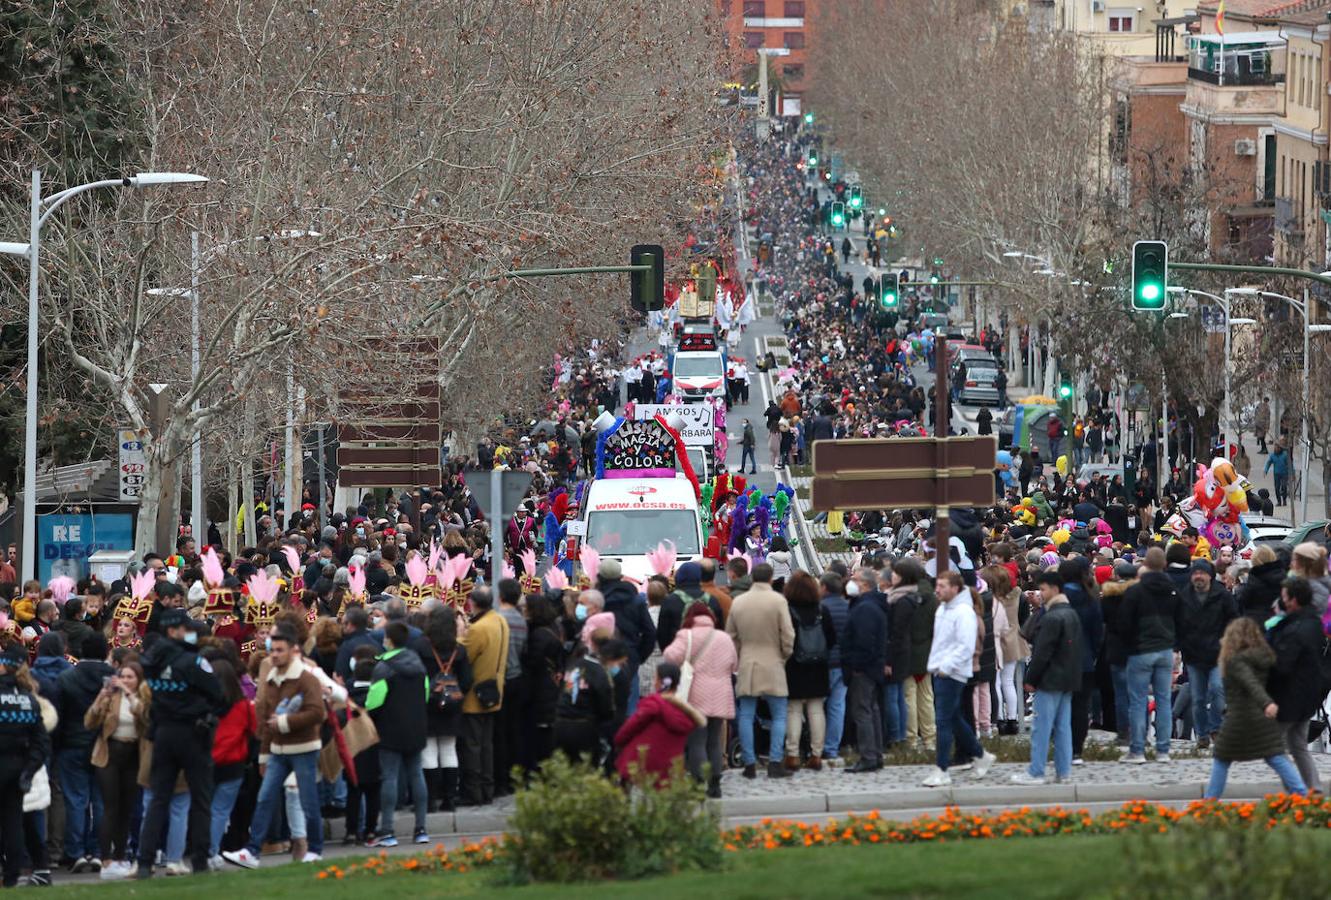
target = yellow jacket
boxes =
[460,609,511,714]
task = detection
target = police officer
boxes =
[0,644,50,888]
[136,611,222,879]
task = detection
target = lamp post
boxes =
[148,228,319,544]
[1166,286,1255,461]
[1225,287,1331,521]
[2,170,208,582]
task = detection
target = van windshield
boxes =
[674,356,722,377]
[586,509,701,556]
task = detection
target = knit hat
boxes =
[598,558,623,581]
[1114,561,1137,580]
[1189,558,1215,577]
[674,561,702,588]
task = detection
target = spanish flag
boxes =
[1216,0,1225,35]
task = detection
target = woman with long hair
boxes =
[421,605,471,812]
[781,570,835,770]
[1203,617,1307,799]
[207,658,255,867]
[83,661,151,879]
[661,604,736,798]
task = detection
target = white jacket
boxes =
[927,592,978,684]
[22,695,57,813]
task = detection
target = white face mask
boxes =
[845,580,862,597]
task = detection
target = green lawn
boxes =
[41,835,1144,900]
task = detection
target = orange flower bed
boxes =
[313,794,1331,881]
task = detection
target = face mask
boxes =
[845,581,861,597]
[575,603,588,622]
[183,631,198,645]
[264,636,273,652]
[356,527,366,537]
[608,664,622,677]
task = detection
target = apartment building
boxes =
[718,0,814,116]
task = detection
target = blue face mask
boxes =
[183,631,198,645]
[575,603,588,622]
[264,636,273,652]
[608,664,622,677]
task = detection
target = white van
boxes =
[671,350,726,402]
[580,475,704,585]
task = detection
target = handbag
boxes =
[430,646,465,713]
[319,699,379,783]
[474,679,501,710]
[678,628,715,703]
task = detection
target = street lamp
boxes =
[1226,286,1331,521]
[148,228,320,540]
[1,170,207,582]
[1168,287,1253,462]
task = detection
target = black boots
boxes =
[707,776,722,799]
[767,761,792,779]
[440,768,458,812]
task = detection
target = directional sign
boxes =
[810,435,997,512]
[117,428,147,502]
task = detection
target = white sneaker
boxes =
[207,856,224,872]
[301,852,322,864]
[921,767,953,788]
[222,849,261,869]
[100,861,131,881]
[1121,753,1148,764]
[1009,771,1047,785]
[164,861,192,877]
[823,757,845,769]
[972,751,997,779]
[1156,753,1172,763]
[1071,757,1085,766]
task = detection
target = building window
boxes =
[783,31,805,49]
[1107,9,1134,31]
[784,0,805,15]
[743,31,764,48]
[783,63,805,80]
[743,0,765,16]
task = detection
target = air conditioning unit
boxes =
[1091,0,1105,11]
[1234,139,1257,156]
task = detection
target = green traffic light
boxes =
[1059,383,1073,399]
[804,112,814,124]
[877,208,886,216]
[850,197,862,208]
[929,275,939,285]
[808,154,818,166]
[832,214,844,226]
[1139,283,1161,302]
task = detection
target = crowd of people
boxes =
[1,130,1330,891]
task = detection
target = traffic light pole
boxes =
[1169,261,1331,288]
[417,263,655,326]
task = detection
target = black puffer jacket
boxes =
[1024,596,1083,693]
[600,578,657,667]
[785,603,836,699]
[1237,559,1286,622]
[1267,606,1326,723]
[0,674,50,786]
[1119,571,1180,656]
[1177,581,1237,667]
[54,659,114,753]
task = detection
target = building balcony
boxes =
[1187,66,1283,87]
[1183,77,1284,117]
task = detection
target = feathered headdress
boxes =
[348,564,368,601]
[578,545,600,590]
[245,569,282,627]
[201,548,238,617]
[519,548,541,595]
[282,546,305,595]
[543,567,571,593]
[48,576,76,606]
[426,542,444,584]
[646,540,677,584]
[128,570,157,625]
[399,554,437,611]
[443,554,474,610]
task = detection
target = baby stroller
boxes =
[727,698,773,768]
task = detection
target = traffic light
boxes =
[629,244,664,313]
[831,202,846,228]
[879,272,899,309]
[807,151,819,167]
[929,271,940,285]
[1058,375,1073,401]
[804,111,815,125]
[877,207,886,217]
[1131,240,1168,310]
[849,186,863,210]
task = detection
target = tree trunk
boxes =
[134,434,164,554]
[227,462,239,554]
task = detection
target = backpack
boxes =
[1316,633,1331,702]
[429,647,464,714]
[792,610,829,665]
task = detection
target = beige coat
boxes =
[725,583,795,697]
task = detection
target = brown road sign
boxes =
[338,467,441,488]
[809,436,998,512]
[340,422,440,443]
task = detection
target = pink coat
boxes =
[582,612,617,651]
[662,619,737,719]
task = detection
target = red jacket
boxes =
[213,698,258,767]
[613,692,704,784]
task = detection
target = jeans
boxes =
[933,676,984,771]
[737,695,788,766]
[1274,473,1289,506]
[1028,690,1073,779]
[881,681,908,743]
[626,675,641,720]
[1049,437,1062,463]
[1186,664,1225,740]
[56,748,103,860]
[378,749,427,837]
[209,778,243,858]
[1204,755,1306,800]
[824,667,848,758]
[244,751,322,856]
[740,445,757,473]
[141,790,189,863]
[1127,649,1174,756]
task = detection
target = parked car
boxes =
[1283,519,1331,552]
[1238,515,1293,558]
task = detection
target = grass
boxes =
[813,536,850,553]
[795,485,810,500]
[788,463,813,478]
[880,734,1122,766]
[44,836,1135,900]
